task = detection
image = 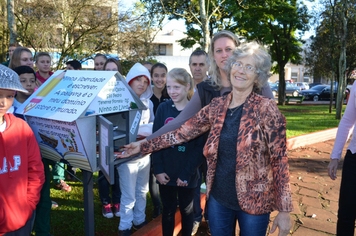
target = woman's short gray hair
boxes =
[225,41,271,92]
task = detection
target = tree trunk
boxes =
[199,0,210,52]
[278,66,286,105]
[329,71,335,113]
[336,0,348,119]
[1,2,9,62]
[328,0,336,113]
[7,0,17,44]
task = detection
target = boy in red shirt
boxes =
[0,64,45,236]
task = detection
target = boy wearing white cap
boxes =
[0,65,45,236]
[117,63,154,236]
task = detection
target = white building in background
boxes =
[151,25,199,72]
[269,62,312,84]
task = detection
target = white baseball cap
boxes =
[0,64,28,93]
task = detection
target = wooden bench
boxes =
[286,96,305,104]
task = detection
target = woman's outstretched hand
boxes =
[116,139,147,158]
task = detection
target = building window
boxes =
[159,45,166,55]
[291,72,298,78]
[303,73,310,83]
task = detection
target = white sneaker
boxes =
[191,221,200,235]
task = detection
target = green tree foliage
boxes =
[140,0,233,51]
[306,0,356,117]
[142,0,311,105]
[306,1,356,82]
[232,0,310,105]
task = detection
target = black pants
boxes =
[159,185,195,236]
[193,161,208,222]
[337,150,356,235]
[98,169,121,205]
[149,159,161,210]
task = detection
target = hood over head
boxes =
[126,63,152,99]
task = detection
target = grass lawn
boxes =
[36,104,346,235]
[279,104,346,138]
[48,170,155,236]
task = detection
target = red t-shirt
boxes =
[35,71,54,84]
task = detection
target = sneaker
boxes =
[102,204,114,218]
[132,220,148,230]
[51,201,59,208]
[191,221,200,235]
[118,229,131,236]
[113,203,120,217]
[55,179,72,192]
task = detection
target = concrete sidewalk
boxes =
[268,138,347,236]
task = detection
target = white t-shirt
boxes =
[0,119,6,132]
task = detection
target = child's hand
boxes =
[156,173,170,185]
[176,178,188,187]
[116,139,146,158]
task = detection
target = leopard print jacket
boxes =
[141,92,293,215]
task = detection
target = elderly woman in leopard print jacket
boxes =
[119,42,293,236]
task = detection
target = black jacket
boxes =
[152,100,204,188]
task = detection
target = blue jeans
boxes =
[207,195,270,236]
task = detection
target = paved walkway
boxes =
[193,139,348,236]
[268,139,347,236]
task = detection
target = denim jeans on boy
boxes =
[117,155,150,231]
[98,169,121,205]
[337,150,356,236]
[207,195,270,236]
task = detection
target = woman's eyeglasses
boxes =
[231,62,259,74]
